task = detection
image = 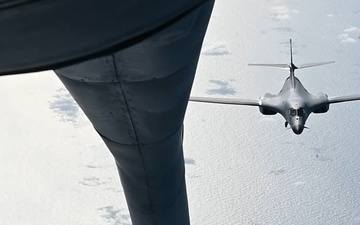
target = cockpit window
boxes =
[289,107,305,116]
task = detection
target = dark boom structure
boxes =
[0,1,215,224]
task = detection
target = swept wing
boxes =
[189,96,260,106]
[309,94,360,111]
[328,94,360,104]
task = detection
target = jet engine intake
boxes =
[259,106,277,115]
[313,104,329,113]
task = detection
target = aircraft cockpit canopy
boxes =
[289,107,305,116]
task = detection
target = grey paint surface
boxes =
[54,1,214,224]
[0,0,209,75]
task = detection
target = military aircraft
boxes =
[190,39,360,135]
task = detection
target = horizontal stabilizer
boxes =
[189,96,260,106]
[248,63,289,70]
[297,61,335,69]
[249,40,334,73]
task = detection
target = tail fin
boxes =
[248,39,334,71]
[290,39,294,65]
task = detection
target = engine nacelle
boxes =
[313,104,329,113]
[259,106,277,115]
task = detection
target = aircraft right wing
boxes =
[189,96,261,106]
[328,94,360,104]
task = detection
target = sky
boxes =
[1,1,360,225]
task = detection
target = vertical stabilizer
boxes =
[290,39,293,65]
[289,39,297,71]
[289,39,296,87]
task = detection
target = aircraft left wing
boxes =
[328,94,360,104]
[189,96,260,106]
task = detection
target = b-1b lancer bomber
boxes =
[190,39,360,135]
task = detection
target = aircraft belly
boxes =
[0,0,210,75]
[54,1,214,224]
[57,68,192,224]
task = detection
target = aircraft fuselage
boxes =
[262,74,327,135]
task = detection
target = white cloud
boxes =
[201,42,230,56]
[341,37,357,43]
[344,27,360,33]
[339,27,360,43]
[270,5,298,20]
[49,88,85,125]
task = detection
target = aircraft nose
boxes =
[292,125,304,135]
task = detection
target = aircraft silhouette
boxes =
[190,39,360,135]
